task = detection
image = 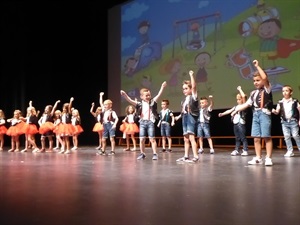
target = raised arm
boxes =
[120,90,137,105]
[99,92,104,108]
[253,60,269,88]
[68,97,74,113]
[189,70,197,96]
[237,86,246,103]
[90,102,96,116]
[153,81,167,102]
[51,100,60,115]
[208,95,214,110]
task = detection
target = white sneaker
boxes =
[176,156,189,162]
[231,150,239,156]
[241,150,249,156]
[265,157,273,166]
[198,149,204,154]
[210,149,214,154]
[248,157,263,165]
[284,151,294,157]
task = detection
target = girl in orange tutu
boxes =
[21,101,40,153]
[6,109,24,152]
[120,105,139,151]
[53,110,64,151]
[71,108,84,150]
[90,102,104,150]
[38,100,60,152]
[57,97,75,154]
[0,109,8,151]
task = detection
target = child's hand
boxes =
[209,95,213,99]
[237,86,241,91]
[253,60,258,67]
[218,113,223,117]
[161,81,167,88]
[91,102,95,106]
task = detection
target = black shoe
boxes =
[108,151,115,156]
[167,149,172,153]
[96,150,106,156]
[160,149,166,153]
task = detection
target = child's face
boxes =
[182,84,191,96]
[253,76,264,89]
[161,102,168,109]
[200,99,208,108]
[282,87,292,99]
[236,95,243,105]
[104,103,112,110]
[140,90,151,101]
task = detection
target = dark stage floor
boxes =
[0,146,299,225]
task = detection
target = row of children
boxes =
[0,98,83,154]
[119,59,300,166]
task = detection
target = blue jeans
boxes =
[251,110,271,137]
[181,113,197,135]
[139,120,155,138]
[160,122,171,137]
[233,123,248,151]
[103,123,116,138]
[197,122,211,138]
[281,119,300,151]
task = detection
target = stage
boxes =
[0,147,299,225]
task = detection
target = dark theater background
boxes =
[0,1,129,146]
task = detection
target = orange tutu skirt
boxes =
[120,122,139,134]
[22,123,39,135]
[93,122,104,132]
[53,123,63,134]
[6,122,25,136]
[73,125,84,135]
[0,125,8,134]
[55,123,75,136]
[39,122,55,134]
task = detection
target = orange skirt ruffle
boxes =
[120,122,139,134]
[39,122,55,134]
[6,122,25,136]
[92,122,104,132]
[55,123,75,136]
[73,125,84,135]
[22,123,39,135]
[0,125,8,134]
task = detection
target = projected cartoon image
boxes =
[120,0,300,113]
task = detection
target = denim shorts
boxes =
[160,122,171,137]
[197,122,211,138]
[139,120,155,138]
[251,110,271,137]
[182,113,197,135]
[103,122,116,138]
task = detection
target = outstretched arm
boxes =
[208,95,214,110]
[68,97,74,113]
[153,81,167,102]
[120,90,137,105]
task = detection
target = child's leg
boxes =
[124,134,130,150]
[8,137,15,152]
[162,136,166,150]
[189,134,198,158]
[207,138,214,150]
[167,136,172,150]
[48,136,54,151]
[254,137,262,158]
[110,137,115,152]
[264,137,273,158]
[40,135,46,150]
[131,134,137,150]
[0,134,4,150]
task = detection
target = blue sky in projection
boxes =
[121,0,257,56]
